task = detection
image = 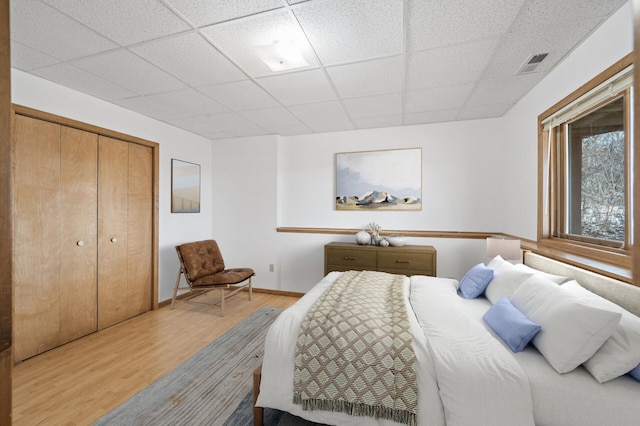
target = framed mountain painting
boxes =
[335,148,422,211]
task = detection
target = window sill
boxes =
[522,238,632,283]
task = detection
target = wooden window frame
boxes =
[537,53,634,280]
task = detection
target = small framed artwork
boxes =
[171,159,201,213]
[336,148,422,211]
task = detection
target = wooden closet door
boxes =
[97,136,129,329]
[98,137,152,328]
[126,143,153,318]
[13,115,62,361]
[13,116,98,361]
[59,126,98,344]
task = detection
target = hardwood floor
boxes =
[12,290,299,425]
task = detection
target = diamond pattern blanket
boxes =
[293,270,418,426]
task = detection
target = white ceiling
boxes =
[10,0,627,140]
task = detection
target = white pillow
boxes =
[486,255,510,271]
[484,256,566,304]
[484,269,534,304]
[562,280,640,382]
[513,263,568,284]
[510,275,622,374]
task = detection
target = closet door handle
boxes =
[76,240,85,247]
[111,237,118,243]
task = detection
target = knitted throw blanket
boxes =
[293,270,418,425]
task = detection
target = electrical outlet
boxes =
[269,264,274,272]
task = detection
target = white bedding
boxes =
[462,296,640,426]
[257,272,535,425]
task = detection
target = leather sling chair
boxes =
[172,239,254,316]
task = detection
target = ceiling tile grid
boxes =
[130,32,248,87]
[42,0,192,46]
[9,0,628,140]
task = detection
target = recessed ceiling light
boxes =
[256,39,309,72]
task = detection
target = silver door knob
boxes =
[111,237,118,243]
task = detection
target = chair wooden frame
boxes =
[171,241,253,316]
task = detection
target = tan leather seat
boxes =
[172,240,254,316]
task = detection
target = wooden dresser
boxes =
[324,242,436,277]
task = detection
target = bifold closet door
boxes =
[13,115,98,361]
[97,136,152,329]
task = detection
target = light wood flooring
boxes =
[12,290,299,425]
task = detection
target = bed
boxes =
[254,252,640,425]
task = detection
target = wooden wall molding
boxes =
[276,227,499,240]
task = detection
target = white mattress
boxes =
[258,272,640,426]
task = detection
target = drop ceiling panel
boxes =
[293,0,404,65]
[42,0,191,46]
[326,56,403,98]
[165,0,285,28]
[165,117,220,135]
[11,0,118,61]
[464,73,545,110]
[307,120,356,134]
[354,115,403,129]
[509,0,627,33]
[342,93,403,119]
[197,80,279,111]
[404,85,475,114]
[257,69,337,105]
[71,49,187,95]
[146,88,229,116]
[132,33,246,87]
[481,19,600,79]
[199,112,268,136]
[200,9,318,78]
[11,41,60,71]
[407,0,526,51]
[403,109,459,125]
[32,63,137,100]
[287,100,352,124]
[240,107,305,133]
[407,39,499,90]
[456,103,513,122]
[112,96,181,120]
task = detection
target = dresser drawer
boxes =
[326,248,377,272]
[377,250,434,275]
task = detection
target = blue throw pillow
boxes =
[629,364,640,381]
[459,263,494,299]
[483,296,542,352]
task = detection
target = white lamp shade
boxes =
[486,237,521,260]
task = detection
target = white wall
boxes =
[11,70,214,302]
[211,135,279,290]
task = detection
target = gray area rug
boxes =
[94,307,282,426]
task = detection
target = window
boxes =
[538,54,633,271]
[566,96,627,246]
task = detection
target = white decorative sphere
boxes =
[355,230,371,245]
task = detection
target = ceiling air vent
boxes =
[517,53,548,74]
